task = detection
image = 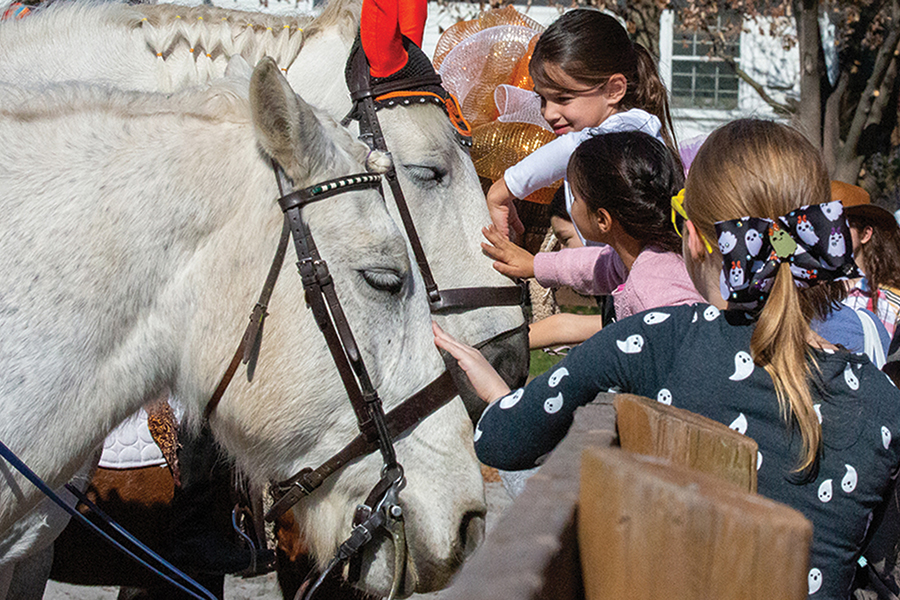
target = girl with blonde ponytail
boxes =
[682,119,836,473]
[438,119,900,600]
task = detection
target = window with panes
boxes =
[671,12,741,110]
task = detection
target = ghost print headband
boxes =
[715,200,861,306]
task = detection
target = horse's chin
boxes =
[348,508,485,597]
[343,538,416,598]
[345,545,440,597]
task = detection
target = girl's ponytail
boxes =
[750,264,821,472]
[631,43,678,156]
[685,119,833,473]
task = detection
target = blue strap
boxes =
[0,440,217,600]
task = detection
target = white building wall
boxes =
[659,9,798,142]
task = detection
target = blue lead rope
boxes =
[0,440,217,600]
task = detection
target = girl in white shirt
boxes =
[486,9,678,243]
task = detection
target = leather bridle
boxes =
[204,161,462,599]
[342,42,526,318]
[0,161,450,600]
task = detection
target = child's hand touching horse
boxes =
[432,322,510,403]
[481,224,536,279]
[486,179,525,241]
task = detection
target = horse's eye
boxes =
[404,165,447,188]
[360,268,404,295]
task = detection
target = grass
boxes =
[529,348,565,379]
[527,304,604,378]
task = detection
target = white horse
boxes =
[0,59,484,597]
[0,0,530,415]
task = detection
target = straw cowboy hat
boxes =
[831,180,899,231]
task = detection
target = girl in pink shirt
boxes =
[483,130,704,324]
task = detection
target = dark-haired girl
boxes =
[483,131,703,321]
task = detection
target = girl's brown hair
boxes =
[684,119,829,472]
[847,213,900,312]
[529,9,678,155]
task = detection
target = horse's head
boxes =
[288,6,530,421]
[211,58,486,596]
[0,5,492,591]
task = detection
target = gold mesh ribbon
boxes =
[435,7,558,204]
[472,121,560,205]
[146,395,182,486]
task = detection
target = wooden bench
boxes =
[440,393,812,600]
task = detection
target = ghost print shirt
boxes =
[474,304,900,600]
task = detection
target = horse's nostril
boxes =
[459,510,486,558]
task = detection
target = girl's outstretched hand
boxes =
[482,225,536,279]
[486,178,525,241]
[433,322,511,403]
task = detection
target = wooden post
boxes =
[579,448,812,600]
[614,394,759,492]
[440,397,619,600]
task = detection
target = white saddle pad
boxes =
[99,398,184,469]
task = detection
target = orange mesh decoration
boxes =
[435,6,558,203]
[509,35,538,90]
[460,38,528,129]
[432,5,543,70]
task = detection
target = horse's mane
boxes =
[127,0,363,69]
[129,3,312,68]
[1,0,363,93]
[303,0,360,40]
[0,76,250,123]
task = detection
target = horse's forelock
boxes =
[303,0,361,41]
[399,102,468,151]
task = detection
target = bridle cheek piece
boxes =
[209,40,529,600]
[343,41,524,315]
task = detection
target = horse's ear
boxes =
[249,57,331,183]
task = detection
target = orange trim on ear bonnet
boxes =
[375,91,473,138]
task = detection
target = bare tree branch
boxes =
[686,12,794,115]
[722,57,794,114]
[835,11,900,180]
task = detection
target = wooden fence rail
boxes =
[441,393,812,600]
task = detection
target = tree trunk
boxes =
[822,71,849,175]
[794,0,822,145]
[833,0,900,183]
